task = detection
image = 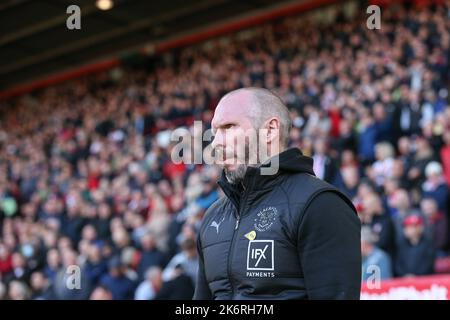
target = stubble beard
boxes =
[224,164,248,185]
[223,140,257,185]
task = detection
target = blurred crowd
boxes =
[0,1,450,299]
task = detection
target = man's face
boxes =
[314,139,326,155]
[421,199,437,217]
[404,224,423,240]
[90,287,112,300]
[141,234,156,251]
[361,241,373,257]
[31,272,45,290]
[211,92,259,184]
[392,190,409,211]
[12,253,25,268]
[342,167,358,188]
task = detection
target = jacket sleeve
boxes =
[193,233,213,300]
[297,191,362,299]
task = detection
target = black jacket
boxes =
[394,234,435,277]
[194,148,361,300]
[155,273,195,300]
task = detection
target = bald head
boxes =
[216,87,292,148]
[211,87,291,183]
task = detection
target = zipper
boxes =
[227,191,248,298]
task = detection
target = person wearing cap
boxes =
[394,214,435,277]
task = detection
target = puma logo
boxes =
[210,215,225,234]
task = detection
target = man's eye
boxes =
[224,124,234,129]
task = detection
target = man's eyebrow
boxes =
[211,120,236,135]
[217,122,235,128]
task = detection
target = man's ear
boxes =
[266,117,281,144]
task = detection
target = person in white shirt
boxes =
[134,266,162,300]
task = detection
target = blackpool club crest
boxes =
[254,206,278,232]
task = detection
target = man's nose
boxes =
[211,130,224,150]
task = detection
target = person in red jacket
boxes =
[0,243,13,276]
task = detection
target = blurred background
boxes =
[0,0,449,300]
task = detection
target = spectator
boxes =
[84,241,108,286]
[3,252,31,285]
[422,161,449,215]
[147,195,171,253]
[336,164,360,200]
[420,198,448,253]
[162,238,198,285]
[53,249,92,300]
[395,89,423,138]
[373,102,393,144]
[388,188,423,235]
[361,226,393,282]
[29,271,54,300]
[331,120,357,153]
[360,193,396,256]
[61,203,85,245]
[111,227,131,257]
[0,243,12,277]
[8,280,31,300]
[394,214,435,277]
[137,232,167,280]
[99,256,136,300]
[89,285,113,300]
[44,249,60,282]
[441,131,450,186]
[357,111,377,165]
[0,282,6,300]
[312,137,338,183]
[134,266,163,300]
[120,247,139,282]
[95,203,112,240]
[397,136,414,178]
[407,137,437,190]
[371,142,395,187]
[155,264,195,300]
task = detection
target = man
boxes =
[134,266,163,300]
[194,87,361,300]
[312,137,338,184]
[29,271,55,300]
[394,214,435,277]
[361,226,392,282]
[53,249,92,300]
[162,238,198,285]
[360,192,395,257]
[155,264,195,300]
[99,256,136,300]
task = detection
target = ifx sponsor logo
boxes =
[246,240,275,278]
